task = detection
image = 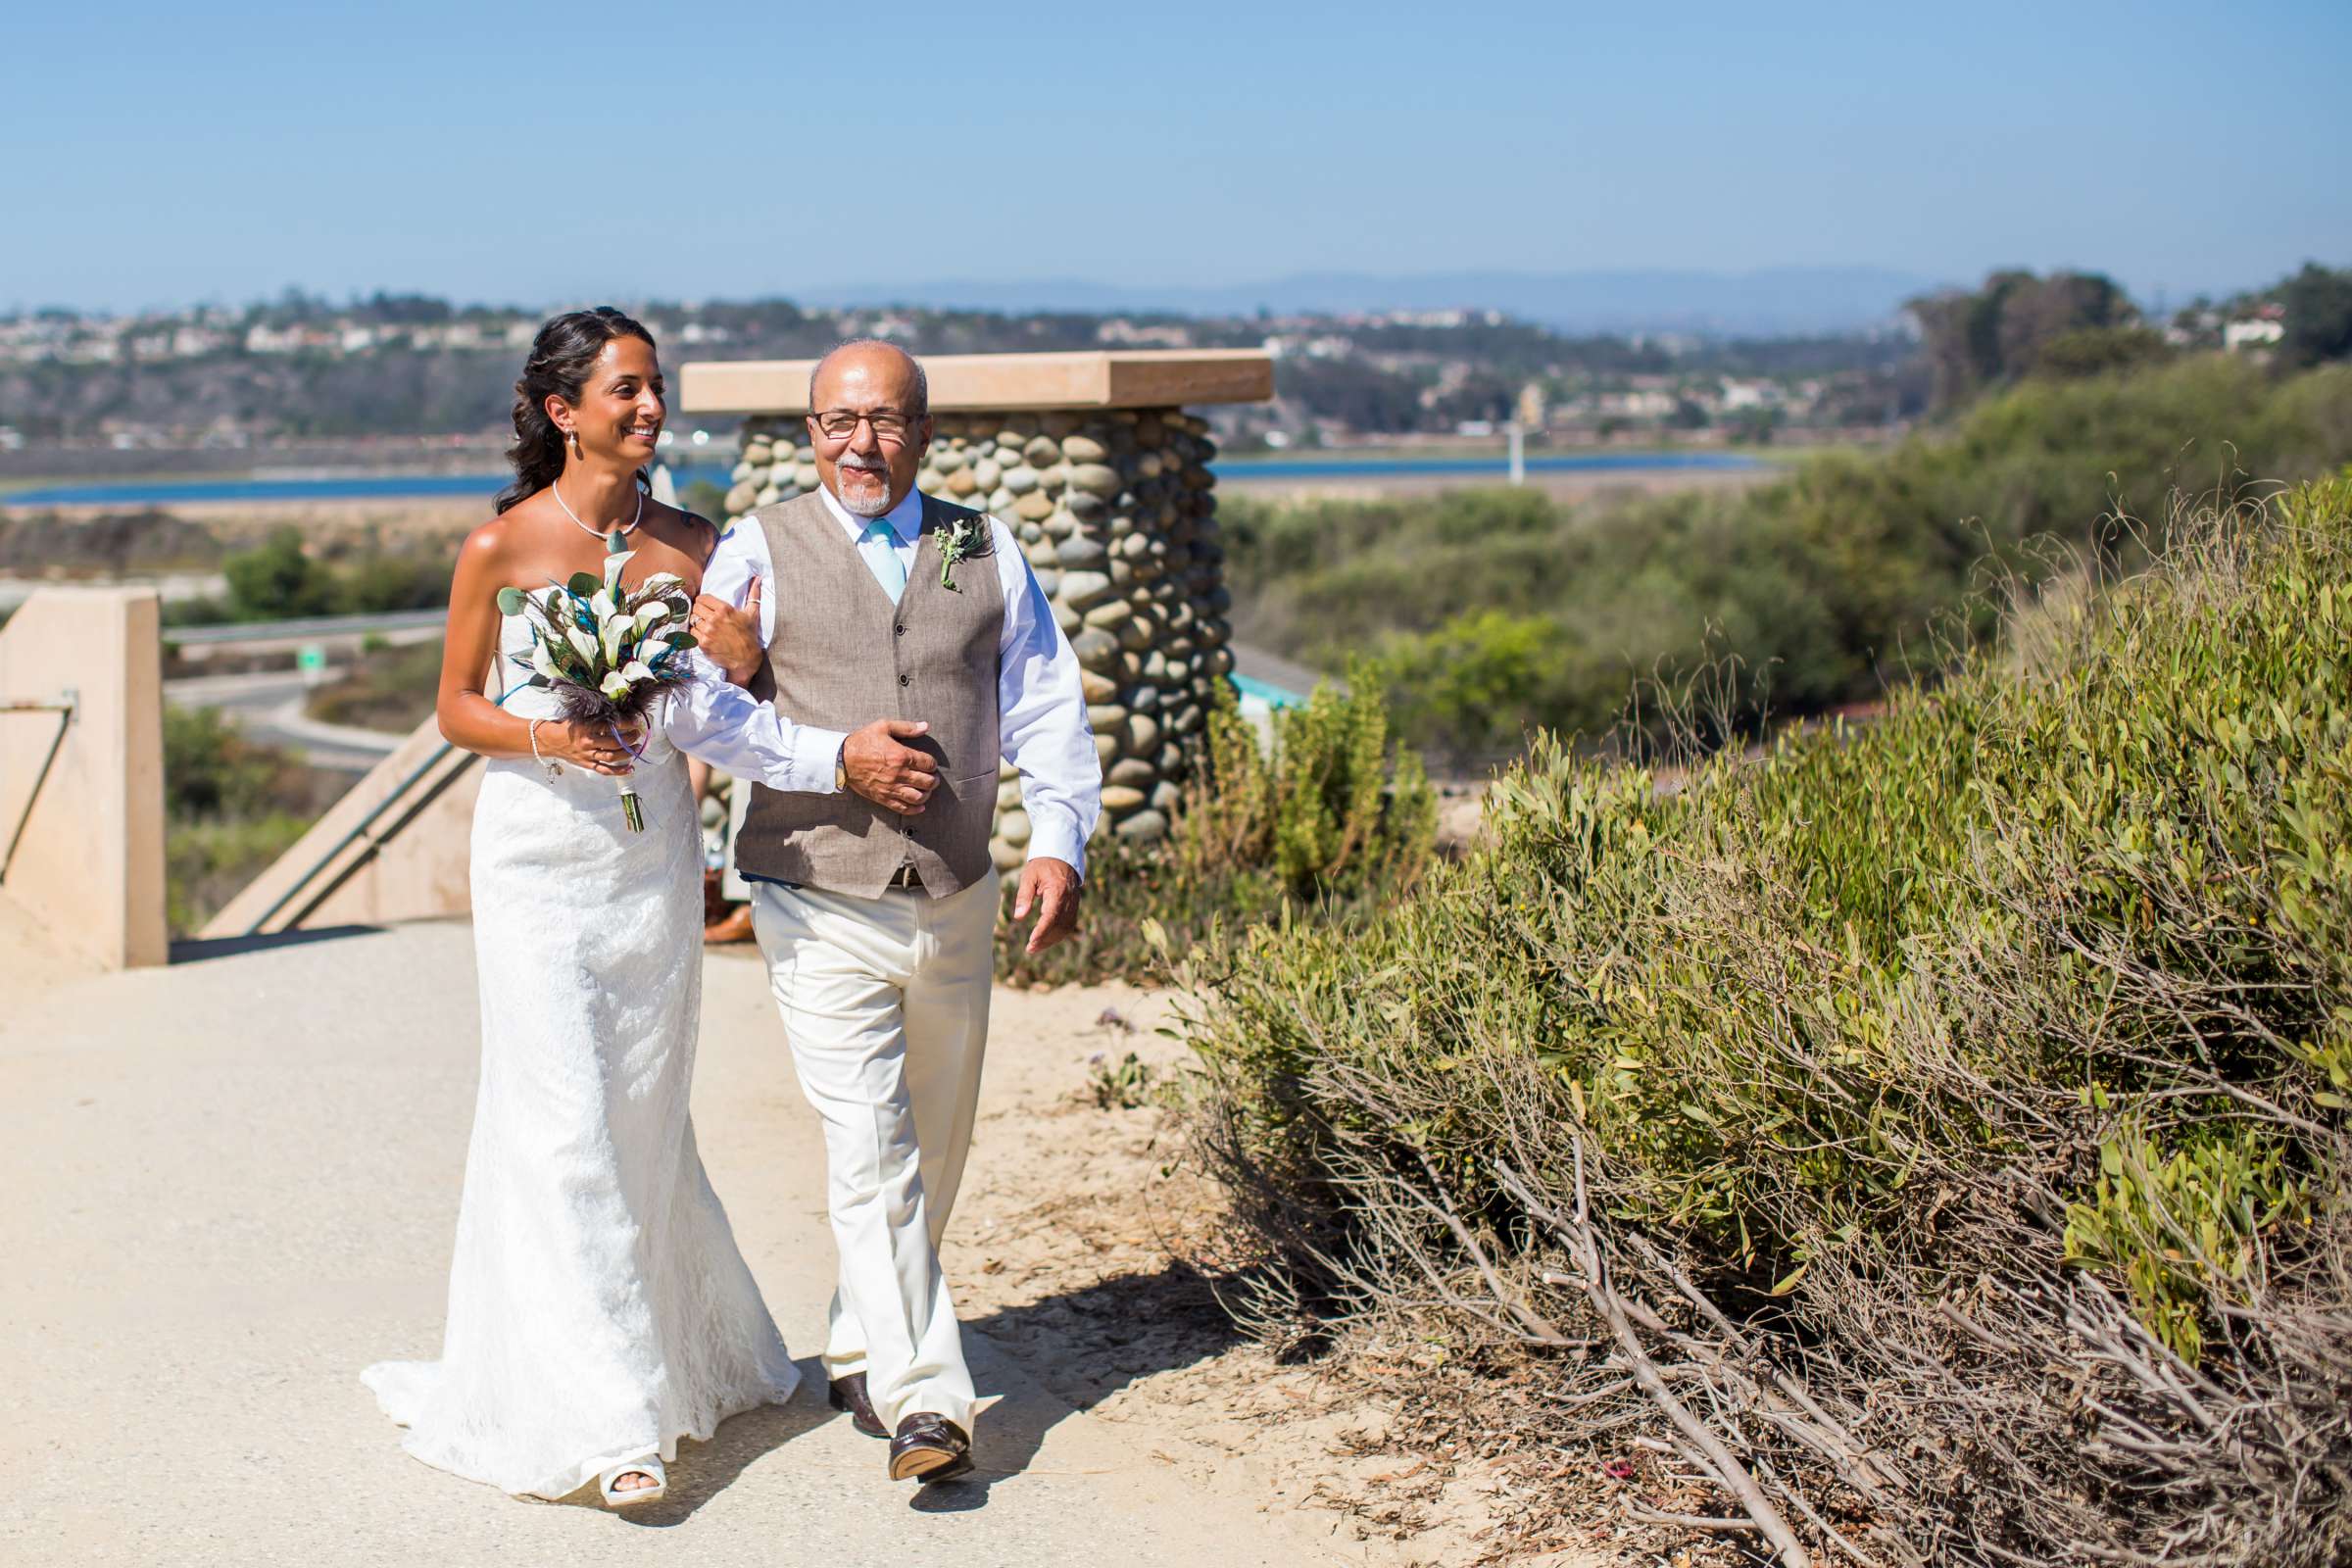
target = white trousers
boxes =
[749,870,997,1434]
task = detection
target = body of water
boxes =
[1218,452,1762,479]
[2,451,1763,509]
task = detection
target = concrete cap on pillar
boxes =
[680,349,1275,416]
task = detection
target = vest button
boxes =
[899,673,911,687]
[894,624,906,637]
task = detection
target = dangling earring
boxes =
[566,428,581,459]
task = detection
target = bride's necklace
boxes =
[551,474,643,554]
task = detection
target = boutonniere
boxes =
[936,515,987,593]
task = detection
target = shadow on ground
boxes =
[170,922,385,964]
[549,1355,835,1526]
[915,1257,1247,1512]
[540,1258,1247,1522]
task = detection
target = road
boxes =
[166,667,405,772]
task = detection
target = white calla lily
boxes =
[601,616,627,663]
[530,641,560,679]
[634,603,669,633]
[621,660,656,684]
[604,550,635,588]
[591,588,616,621]
[566,626,598,661]
[600,670,632,701]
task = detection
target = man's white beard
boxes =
[836,461,893,516]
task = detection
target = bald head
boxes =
[806,340,933,518]
[808,339,927,422]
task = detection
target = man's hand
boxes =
[842,718,939,815]
[691,576,763,685]
[1012,857,1082,955]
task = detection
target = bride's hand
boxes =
[691,577,763,685]
[546,718,643,775]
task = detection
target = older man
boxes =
[692,340,1099,1484]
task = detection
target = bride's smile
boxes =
[574,334,667,462]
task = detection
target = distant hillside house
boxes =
[2225,316,2285,352]
[1719,377,1783,411]
[1096,318,1194,348]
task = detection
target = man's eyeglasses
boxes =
[811,409,918,443]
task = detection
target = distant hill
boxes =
[799,267,1943,336]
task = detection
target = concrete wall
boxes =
[0,587,167,968]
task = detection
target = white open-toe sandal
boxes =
[597,1456,666,1508]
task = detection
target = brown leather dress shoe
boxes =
[827,1373,887,1440]
[888,1413,973,1482]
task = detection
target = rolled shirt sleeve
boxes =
[991,517,1102,877]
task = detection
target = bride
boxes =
[364,308,839,1507]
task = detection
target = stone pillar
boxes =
[684,351,1272,863]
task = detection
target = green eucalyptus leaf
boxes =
[566,571,600,597]
[495,586,526,615]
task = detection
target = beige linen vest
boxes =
[735,489,1004,900]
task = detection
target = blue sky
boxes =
[8,0,2349,313]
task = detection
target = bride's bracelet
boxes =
[528,718,562,779]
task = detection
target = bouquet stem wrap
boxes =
[612,721,651,831]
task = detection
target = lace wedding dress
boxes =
[362,611,799,1498]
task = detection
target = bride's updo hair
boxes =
[496,307,657,514]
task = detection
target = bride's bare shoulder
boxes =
[456,503,537,575]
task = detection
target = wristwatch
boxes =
[835,740,848,794]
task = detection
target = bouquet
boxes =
[496,548,699,831]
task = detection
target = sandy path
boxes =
[0,922,1401,1568]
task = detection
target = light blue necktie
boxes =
[858,518,908,600]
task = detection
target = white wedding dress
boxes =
[362,611,799,1499]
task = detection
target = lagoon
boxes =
[2,451,1762,508]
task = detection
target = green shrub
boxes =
[1227,356,2352,760]
[332,552,448,615]
[164,706,300,818]
[222,528,336,619]
[171,530,453,627]
[1374,609,1614,766]
[995,673,1436,987]
[166,811,314,938]
[1179,476,2352,1565]
[163,706,341,936]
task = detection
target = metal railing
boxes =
[230,738,473,938]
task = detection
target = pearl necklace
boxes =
[551,475,643,553]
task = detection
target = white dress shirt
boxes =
[694,482,1102,876]
[662,659,846,797]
